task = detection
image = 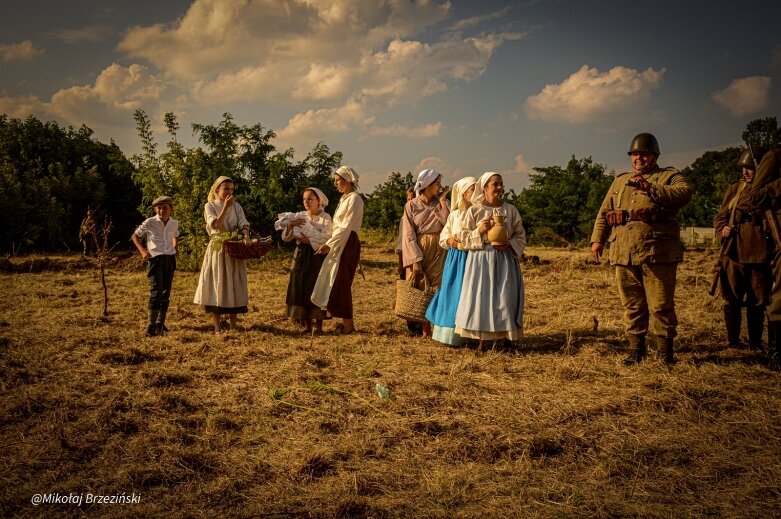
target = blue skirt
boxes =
[425,248,467,345]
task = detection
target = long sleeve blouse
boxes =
[401,196,450,265]
[205,200,249,236]
[460,202,526,257]
[438,208,469,249]
[326,191,363,253]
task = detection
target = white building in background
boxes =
[681,227,715,248]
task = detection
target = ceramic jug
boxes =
[487,214,509,245]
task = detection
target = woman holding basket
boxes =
[193,176,251,334]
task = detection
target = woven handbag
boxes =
[223,232,273,260]
[394,276,436,322]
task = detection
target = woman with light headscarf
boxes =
[311,166,364,334]
[424,176,477,345]
[193,176,251,334]
[401,168,451,336]
[455,172,526,347]
[280,187,333,334]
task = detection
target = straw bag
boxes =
[394,277,435,322]
[223,231,273,260]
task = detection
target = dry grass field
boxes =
[2,234,781,518]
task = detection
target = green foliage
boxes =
[679,147,742,227]
[0,114,140,253]
[363,171,415,230]
[511,156,611,244]
[742,116,781,150]
[132,111,343,270]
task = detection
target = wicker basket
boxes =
[394,277,436,322]
[223,233,273,260]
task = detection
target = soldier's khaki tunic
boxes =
[713,180,771,307]
[748,149,781,320]
[590,166,692,338]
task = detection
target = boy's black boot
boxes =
[623,335,647,365]
[156,304,169,335]
[146,309,159,337]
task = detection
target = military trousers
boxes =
[719,256,771,308]
[615,262,678,338]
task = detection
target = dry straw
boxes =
[1,241,780,517]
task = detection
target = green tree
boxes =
[0,114,140,253]
[132,111,344,269]
[742,116,781,150]
[679,147,742,227]
[512,156,611,244]
[363,171,415,230]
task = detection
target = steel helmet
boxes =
[627,133,660,156]
[737,144,767,168]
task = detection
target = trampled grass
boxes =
[1,239,780,518]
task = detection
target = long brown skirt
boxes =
[326,232,360,319]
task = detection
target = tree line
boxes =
[1,112,779,264]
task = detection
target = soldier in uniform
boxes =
[748,147,781,370]
[590,133,692,364]
[713,145,770,350]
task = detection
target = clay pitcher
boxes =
[487,214,509,245]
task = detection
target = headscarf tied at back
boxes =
[207,176,234,203]
[470,171,501,206]
[451,176,477,212]
[335,166,360,191]
[414,168,440,197]
[306,187,329,209]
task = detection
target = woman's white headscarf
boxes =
[306,187,329,209]
[207,176,234,203]
[335,166,360,190]
[451,176,477,212]
[414,168,440,197]
[470,171,501,206]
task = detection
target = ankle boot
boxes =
[655,335,675,364]
[723,305,742,348]
[623,335,647,365]
[146,309,159,337]
[746,306,765,351]
[156,310,168,335]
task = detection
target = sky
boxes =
[1,0,780,193]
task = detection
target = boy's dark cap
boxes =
[152,196,173,207]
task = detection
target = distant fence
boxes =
[681,227,715,248]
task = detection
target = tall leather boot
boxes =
[156,303,169,336]
[655,335,675,364]
[723,305,742,348]
[623,335,647,365]
[768,321,781,371]
[746,306,765,351]
[145,309,159,337]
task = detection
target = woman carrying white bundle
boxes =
[425,176,476,346]
[279,187,333,334]
[455,172,526,347]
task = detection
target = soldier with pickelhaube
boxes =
[591,133,692,365]
[713,145,771,351]
[748,146,781,370]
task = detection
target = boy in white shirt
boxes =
[131,196,179,337]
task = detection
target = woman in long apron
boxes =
[455,172,526,348]
[311,166,364,334]
[193,176,251,334]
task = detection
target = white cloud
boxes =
[369,122,442,138]
[277,98,375,141]
[0,63,169,128]
[524,65,665,123]
[712,76,771,117]
[502,153,534,190]
[0,40,43,63]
